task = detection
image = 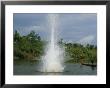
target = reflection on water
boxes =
[14,60,97,75]
[42,72,62,75]
[35,70,63,75]
[80,64,96,71]
[79,64,83,68]
[91,66,95,70]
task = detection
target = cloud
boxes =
[14,25,51,41]
[14,13,97,45]
[14,25,41,35]
[59,13,97,27]
[13,13,47,27]
[76,35,96,45]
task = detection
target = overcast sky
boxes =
[14,13,97,45]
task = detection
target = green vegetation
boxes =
[64,43,97,64]
[14,30,44,60]
[14,31,97,64]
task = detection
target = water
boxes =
[14,14,97,75]
[14,60,97,75]
[39,14,65,72]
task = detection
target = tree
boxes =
[14,30,44,60]
[14,30,21,43]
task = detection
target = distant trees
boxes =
[64,43,97,64]
[14,30,97,64]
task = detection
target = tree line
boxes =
[14,31,97,64]
[64,42,97,64]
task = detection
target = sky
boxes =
[13,13,97,45]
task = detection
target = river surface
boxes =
[14,60,97,75]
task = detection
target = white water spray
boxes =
[40,14,65,72]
